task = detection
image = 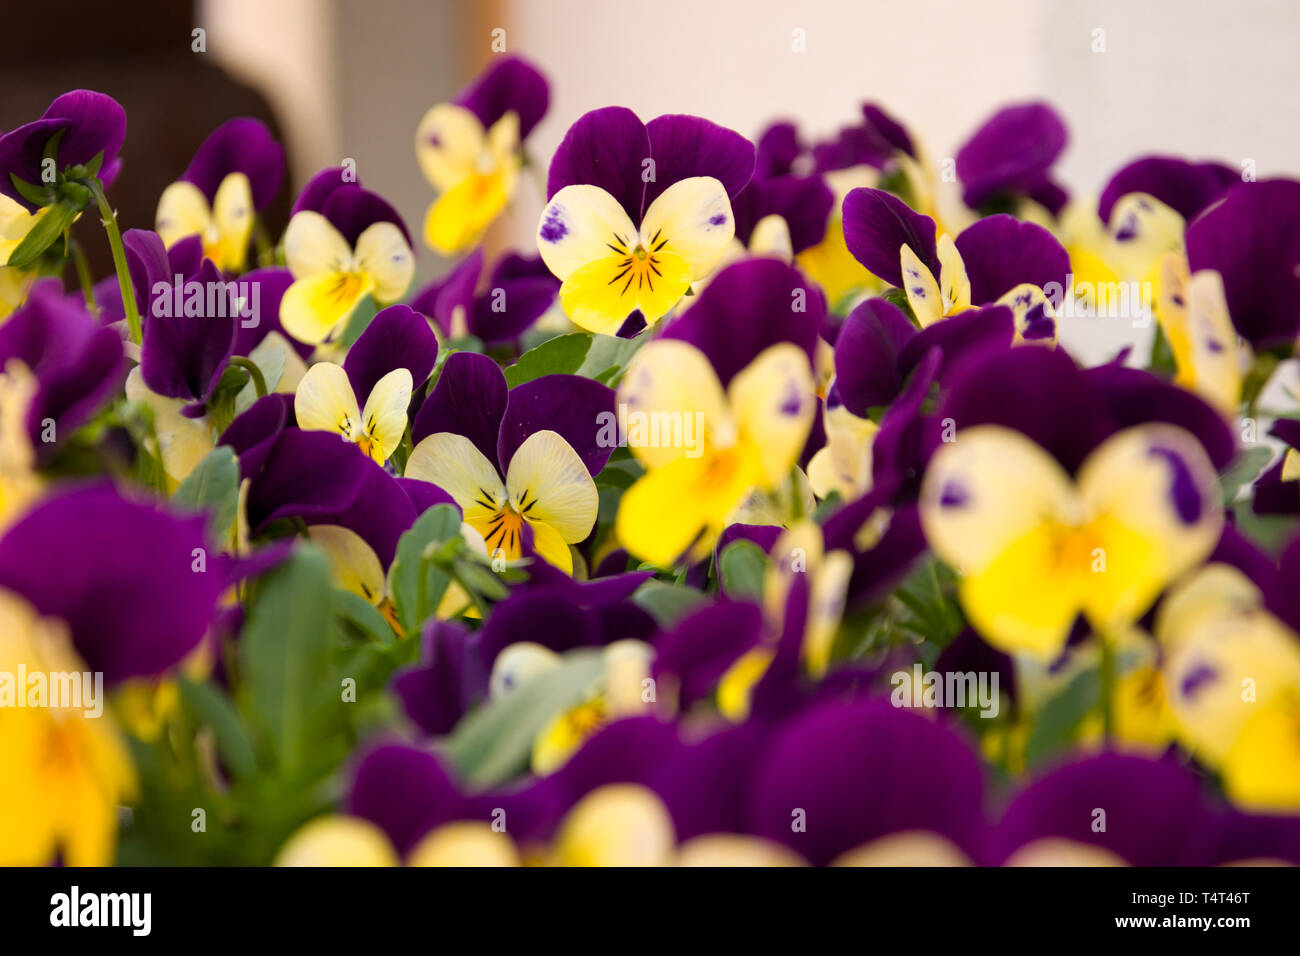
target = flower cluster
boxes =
[3,59,1300,868]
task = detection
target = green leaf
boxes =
[339,294,379,348]
[1024,666,1100,768]
[1219,445,1272,506]
[633,579,708,627]
[388,504,463,631]
[6,200,79,268]
[504,332,593,387]
[575,333,643,384]
[177,677,258,779]
[442,650,604,787]
[239,548,337,772]
[9,173,53,209]
[172,445,240,536]
[332,588,396,644]
[719,539,767,600]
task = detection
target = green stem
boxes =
[68,238,98,314]
[1098,631,1116,742]
[85,178,141,344]
[229,357,268,398]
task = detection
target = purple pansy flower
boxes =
[955,101,1069,215]
[0,90,126,211]
[410,248,559,345]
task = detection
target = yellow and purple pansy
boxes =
[294,304,438,464]
[415,56,549,255]
[843,187,1070,342]
[403,351,616,573]
[155,118,284,273]
[536,106,755,333]
[280,168,415,345]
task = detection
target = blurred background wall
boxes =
[5,0,1297,285]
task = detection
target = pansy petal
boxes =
[354,221,415,304]
[1098,155,1235,224]
[284,210,351,279]
[344,303,439,401]
[617,338,732,470]
[547,106,649,224]
[841,187,938,288]
[638,176,735,280]
[294,362,361,441]
[155,181,212,251]
[660,258,823,386]
[919,424,1082,656]
[537,183,640,281]
[728,343,816,486]
[900,242,943,327]
[309,525,386,604]
[414,103,485,191]
[954,214,1070,305]
[359,368,413,463]
[423,169,514,255]
[504,429,598,543]
[456,55,549,138]
[280,271,374,345]
[559,249,692,333]
[643,113,755,208]
[936,233,971,312]
[406,431,507,523]
[210,172,255,270]
[181,117,284,211]
[1075,424,1222,630]
[410,350,508,455]
[956,102,1067,211]
[498,374,616,476]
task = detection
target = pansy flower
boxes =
[403,350,616,573]
[955,102,1069,217]
[0,279,124,463]
[155,118,284,273]
[536,106,754,333]
[0,90,125,211]
[1155,254,1241,415]
[294,304,437,464]
[280,167,415,345]
[615,260,819,566]
[410,248,558,345]
[843,187,1070,342]
[416,56,549,254]
[919,346,1229,657]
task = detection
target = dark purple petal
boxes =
[841,187,939,287]
[244,428,371,531]
[1266,534,1300,634]
[732,175,834,253]
[410,350,507,457]
[953,214,1071,305]
[896,304,1016,382]
[1098,155,1237,225]
[956,102,1067,211]
[1185,179,1300,350]
[1212,812,1300,866]
[291,166,355,216]
[754,121,801,179]
[653,722,769,841]
[746,698,987,865]
[410,250,483,337]
[833,297,916,414]
[547,106,649,225]
[643,113,755,210]
[1082,361,1235,470]
[861,103,915,159]
[307,458,419,568]
[471,276,559,344]
[0,117,68,209]
[940,345,1112,474]
[870,348,944,501]
[321,184,413,249]
[230,267,313,360]
[661,258,823,387]
[994,753,1215,865]
[0,483,224,684]
[180,117,284,210]
[122,229,172,319]
[347,743,469,856]
[392,620,488,737]
[344,304,438,401]
[652,599,764,708]
[396,476,455,516]
[0,280,124,456]
[43,90,127,171]
[455,55,550,139]
[477,591,602,667]
[811,125,893,174]
[219,393,293,480]
[497,374,616,476]
[140,259,238,405]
